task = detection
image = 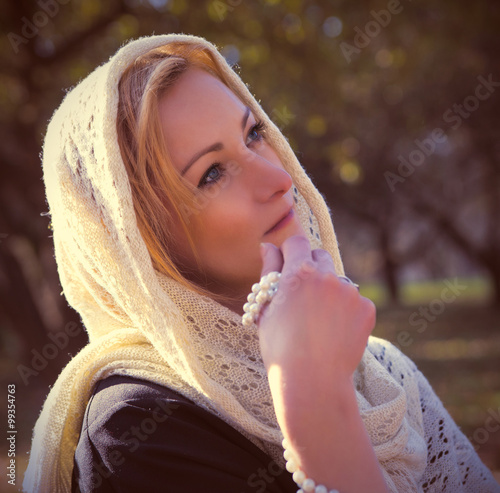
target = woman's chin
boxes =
[272,223,309,248]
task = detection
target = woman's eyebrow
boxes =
[180,106,251,176]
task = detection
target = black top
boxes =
[72,375,297,493]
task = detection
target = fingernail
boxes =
[260,242,270,258]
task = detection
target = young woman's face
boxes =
[159,66,305,300]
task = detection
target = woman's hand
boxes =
[257,235,389,493]
[258,234,375,392]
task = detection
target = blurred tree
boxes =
[1,0,499,376]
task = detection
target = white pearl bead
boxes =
[302,478,316,492]
[268,271,280,282]
[242,272,282,327]
[283,449,293,461]
[292,470,306,485]
[255,291,269,304]
[260,279,271,290]
[282,437,290,449]
[285,459,298,473]
[249,303,260,315]
[242,313,254,326]
[314,485,328,493]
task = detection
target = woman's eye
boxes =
[197,120,267,189]
[206,166,220,182]
[198,164,222,188]
[248,128,260,141]
[246,120,266,145]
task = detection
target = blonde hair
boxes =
[117,41,236,299]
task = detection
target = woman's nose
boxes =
[250,155,293,202]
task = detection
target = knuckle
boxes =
[318,270,338,288]
[359,297,377,329]
[312,248,330,259]
[362,296,376,314]
[296,259,316,278]
[282,270,302,291]
[340,281,359,300]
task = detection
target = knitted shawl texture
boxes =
[23,34,499,493]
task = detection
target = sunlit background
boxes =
[1,0,499,487]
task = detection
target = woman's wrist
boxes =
[274,378,389,493]
[277,376,357,450]
[270,368,357,439]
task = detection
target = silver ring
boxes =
[338,275,359,290]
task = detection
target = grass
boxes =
[359,276,493,306]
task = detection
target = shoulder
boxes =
[83,375,263,458]
[82,374,256,460]
[84,374,196,431]
[73,375,295,493]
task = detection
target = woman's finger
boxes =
[280,235,312,276]
[311,248,337,275]
[260,242,284,277]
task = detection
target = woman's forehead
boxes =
[160,66,245,119]
[158,67,249,171]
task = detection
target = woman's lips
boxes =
[264,208,295,235]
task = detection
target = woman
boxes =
[23,34,499,493]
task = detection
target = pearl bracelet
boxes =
[282,438,340,493]
[241,272,359,328]
[241,271,281,327]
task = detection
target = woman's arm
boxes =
[258,235,390,493]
